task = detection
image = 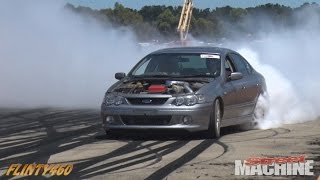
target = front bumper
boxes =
[101,103,212,132]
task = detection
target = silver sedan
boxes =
[101,47,267,138]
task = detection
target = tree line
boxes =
[65,2,320,41]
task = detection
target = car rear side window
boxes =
[244,61,253,74]
[229,53,249,75]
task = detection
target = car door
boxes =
[228,53,259,116]
[220,57,239,120]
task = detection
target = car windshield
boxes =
[129,53,221,78]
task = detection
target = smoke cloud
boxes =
[236,10,320,128]
[0,0,147,108]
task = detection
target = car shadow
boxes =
[95,130,209,141]
[95,124,249,141]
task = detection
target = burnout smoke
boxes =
[236,28,320,128]
[0,1,147,108]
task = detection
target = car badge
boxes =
[142,99,153,104]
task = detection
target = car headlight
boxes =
[114,96,124,106]
[105,94,124,106]
[175,94,205,106]
[185,95,197,106]
[197,94,205,103]
[105,94,115,105]
[175,96,185,106]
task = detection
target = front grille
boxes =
[121,115,171,125]
[126,98,168,105]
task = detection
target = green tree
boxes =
[113,3,143,26]
[229,8,248,22]
[156,9,177,36]
[65,2,320,41]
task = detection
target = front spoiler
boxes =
[101,103,213,132]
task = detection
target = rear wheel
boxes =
[208,99,221,139]
[254,92,269,120]
[241,93,268,130]
[239,121,256,130]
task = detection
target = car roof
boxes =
[150,46,236,55]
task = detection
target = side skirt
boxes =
[220,114,254,127]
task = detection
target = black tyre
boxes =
[208,99,221,139]
[239,121,256,130]
[240,93,268,130]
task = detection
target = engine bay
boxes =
[114,80,206,94]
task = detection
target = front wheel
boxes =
[208,99,221,139]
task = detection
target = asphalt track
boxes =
[0,108,319,179]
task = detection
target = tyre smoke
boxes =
[0,1,147,108]
[237,26,320,129]
[239,47,318,129]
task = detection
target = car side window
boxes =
[244,60,253,74]
[225,56,236,79]
[225,56,236,72]
[229,53,249,76]
[236,54,253,74]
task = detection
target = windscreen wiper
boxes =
[147,74,171,77]
[131,74,170,78]
[180,74,215,78]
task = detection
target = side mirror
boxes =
[115,72,126,80]
[230,72,243,81]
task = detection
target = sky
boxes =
[66,0,319,10]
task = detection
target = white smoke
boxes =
[0,1,148,108]
[239,47,318,129]
[237,28,320,129]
